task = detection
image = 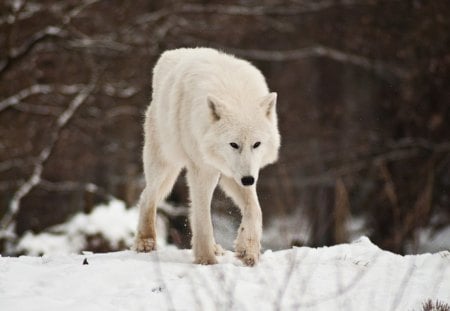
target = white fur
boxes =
[134,47,280,266]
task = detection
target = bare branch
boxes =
[178,1,377,16]
[102,83,139,98]
[0,84,83,112]
[62,0,101,25]
[0,76,97,236]
[0,82,139,113]
[39,179,115,201]
[228,46,409,78]
[134,9,170,25]
[0,26,67,74]
[2,2,64,25]
[0,0,102,74]
[66,37,131,52]
[0,1,39,25]
[0,0,100,26]
[10,102,62,116]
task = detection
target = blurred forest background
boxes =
[0,0,449,256]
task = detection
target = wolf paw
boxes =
[235,235,261,266]
[214,243,225,256]
[133,237,156,252]
[236,247,260,266]
[195,255,218,265]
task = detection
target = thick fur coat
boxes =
[134,47,280,266]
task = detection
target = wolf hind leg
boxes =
[134,162,181,252]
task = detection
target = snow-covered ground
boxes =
[1,237,449,311]
[4,200,450,310]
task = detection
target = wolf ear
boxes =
[259,92,277,118]
[207,95,227,121]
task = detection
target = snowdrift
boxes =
[1,237,449,310]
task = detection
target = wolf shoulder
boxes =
[152,47,219,86]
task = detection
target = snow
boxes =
[1,237,449,311]
[6,200,450,309]
[17,200,167,256]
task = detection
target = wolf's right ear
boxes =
[207,95,227,121]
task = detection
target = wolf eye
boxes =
[253,142,261,148]
[229,142,239,149]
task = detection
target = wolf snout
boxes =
[241,176,255,186]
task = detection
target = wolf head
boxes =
[202,93,280,187]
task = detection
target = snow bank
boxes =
[1,237,449,311]
[17,198,450,256]
[17,200,167,255]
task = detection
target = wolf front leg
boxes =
[187,164,220,265]
[235,190,262,266]
[219,176,262,266]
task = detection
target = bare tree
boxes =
[1,0,449,255]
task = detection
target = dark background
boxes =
[1,0,449,255]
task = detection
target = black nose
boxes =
[241,176,254,186]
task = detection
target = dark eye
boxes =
[253,142,261,148]
[229,142,239,149]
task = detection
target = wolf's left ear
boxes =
[260,92,277,118]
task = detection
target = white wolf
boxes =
[134,47,280,266]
